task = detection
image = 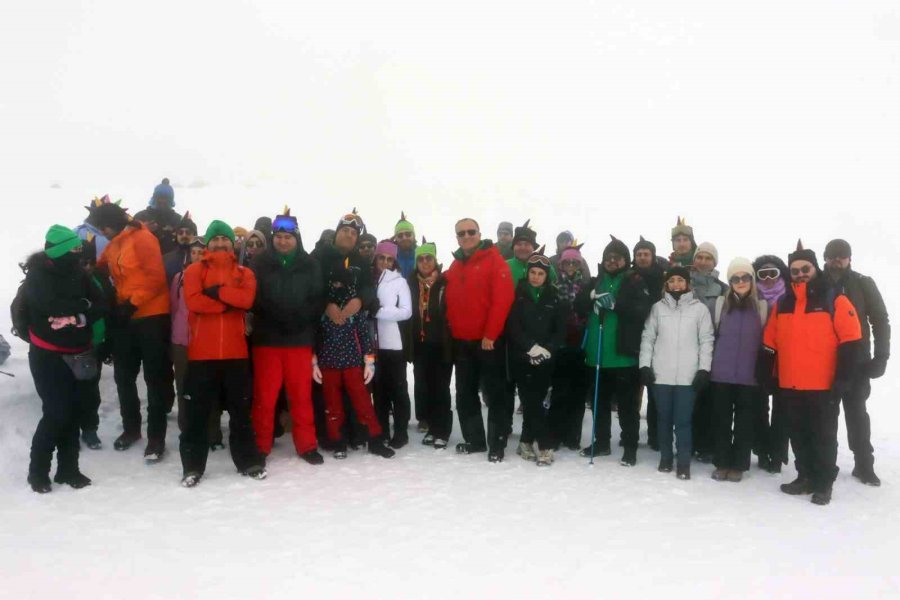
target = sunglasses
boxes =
[395,231,414,239]
[417,254,435,261]
[790,265,814,276]
[456,229,479,238]
[756,268,781,280]
[246,240,264,249]
[729,274,753,285]
[358,243,375,250]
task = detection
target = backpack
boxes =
[714,296,768,334]
[9,263,30,343]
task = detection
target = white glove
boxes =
[312,355,323,384]
[529,344,552,365]
[527,344,544,359]
[363,360,376,385]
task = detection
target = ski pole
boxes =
[589,324,602,465]
[0,370,14,377]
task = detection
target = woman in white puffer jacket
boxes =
[639,265,715,480]
[372,240,414,449]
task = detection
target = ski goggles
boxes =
[527,255,551,269]
[338,214,363,230]
[272,215,298,233]
[756,267,781,281]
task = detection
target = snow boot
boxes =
[780,477,813,495]
[516,441,536,462]
[711,468,730,481]
[620,448,637,467]
[488,448,505,463]
[676,464,691,480]
[300,450,325,465]
[727,470,743,483]
[422,433,435,446]
[242,465,268,480]
[658,458,673,473]
[389,433,409,450]
[28,473,52,494]
[456,442,487,455]
[333,442,348,460]
[181,472,202,488]
[536,449,554,467]
[368,439,396,459]
[852,466,881,487]
[81,430,102,450]
[416,421,429,433]
[579,444,610,458]
[144,439,165,463]
[113,430,141,451]
[54,471,92,489]
[433,438,448,450]
[811,488,832,506]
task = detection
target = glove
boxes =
[116,301,137,321]
[203,285,222,301]
[639,366,655,387]
[368,298,381,316]
[832,341,860,396]
[363,359,376,384]
[591,291,615,313]
[692,369,710,393]
[755,349,776,393]
[867,357,887,379]
[527,344,551,366]
[312,356,323,384]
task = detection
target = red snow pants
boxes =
[252,346,317,455]
[321,367,382,441]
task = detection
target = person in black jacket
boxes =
[824,239,890,486]
[250,210,325,465]
[401,240,454,448]
[506,249,566,466]
[24,226,107,493]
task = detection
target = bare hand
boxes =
[341,298,362,320]
[481,337,495,351]
[325,303,345,325]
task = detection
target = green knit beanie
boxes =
[45,225,83,259]
[415,240,437,260]
[204,220,236,244]
[395,211,415,236]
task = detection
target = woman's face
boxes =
[528,267,548,288]
[375,254,396,271]
[666,275,687,292]
[561,259,579,277]
[756,262,782,290]
[730,271,753,296]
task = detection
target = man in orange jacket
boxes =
[94,203,175,460]
[763,241,862,506]
[178,220,266,487]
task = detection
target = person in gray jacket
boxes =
[639,266,715,480]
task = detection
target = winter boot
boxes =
[727,470,743,483]
[780,476,813,495]
[620,447,637,467]
[488,448,504,463]
[416,421,429,433]
[711,468,730,481]
[113,430,142,451]
[658,458,673,473]
[144,439,166,463]
[676,464,691,480]
[455,442,487,455]
[516,441,537,461]
[433,438,448,450]
[852,465,881,487]
[242,464,268,480]
[422,433,435,446]
[81,430,102,450]
[811,488,832,506]
[536,449,554,467]
[181,472,202,488]
[333,441,348,460]
[53,471,92,489]
[368,439,396,459]
[300,450,325,465]
[389,432,409,450]
[28,473,52,494]
[579,443,611,458]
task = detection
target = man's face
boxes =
[273,232,296,255]
[395,230,415,251]
[334,226,359,253]
[207,235,234,253]
[513,240,536,262]
[176,227,194,246]
[190,246,205,263]
[825,255,851,278]
[358,240,375,262]
[634,249,654,269]
[560,259,579,277]
[673,235,692,256]
[100,226,118,240]
[498,230,513,245]
[528,267,548,288]
[693,252,716,274]
[416,254,437,276]
[456,220,481,253]
[603,253,626,274]
[790,260,816,283]
[666,275,687,292]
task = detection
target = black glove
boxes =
[115,301,137,321]
[867,356,887,379]
[755,349,776,393]
[203,285,222,301]
[368,297,381,316]
[639,366,655,387]
[692,369,710,393]
[833,341,861,396]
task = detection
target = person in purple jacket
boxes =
[709,257,769,482]
[170,238,206,433]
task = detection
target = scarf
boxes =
[416,271,438,341]
[758,279,786,308]
[557,270,582,304]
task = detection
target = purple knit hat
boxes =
[375,240,398,259]
[560,242,584,263]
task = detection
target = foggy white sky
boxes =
[1,1,899,269]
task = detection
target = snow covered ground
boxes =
[2,1,900,599]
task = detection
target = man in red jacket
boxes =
[445,218,515,461]
[179,220,266,487]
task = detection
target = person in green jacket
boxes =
[506,220,558,285]
[575,236,653,466]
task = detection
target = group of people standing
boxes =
[15,180,890,506]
